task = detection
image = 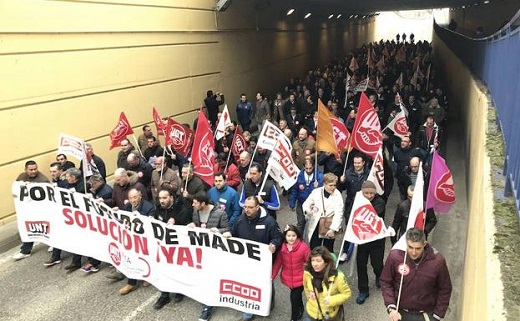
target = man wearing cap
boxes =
[355,180,386,305]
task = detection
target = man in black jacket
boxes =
[152,188,193,310]
[204,90,225,126]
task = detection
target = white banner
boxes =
[343,191,394,244]
[267,141,300,190]
[12,182,272,316]
[215,104,232,141]
[257,120,292,151]
[367,147,385,195]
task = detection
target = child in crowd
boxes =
[272,225,311,321]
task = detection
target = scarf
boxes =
[311,269,326,292]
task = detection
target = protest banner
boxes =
[12,182,272,316]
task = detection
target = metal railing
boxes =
[434,11,520,219]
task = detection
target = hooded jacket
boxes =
[271,239,310,289]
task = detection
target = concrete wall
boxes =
[432,33,506,321]
[0,0,379,224]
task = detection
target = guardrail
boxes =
[434,11,520,220]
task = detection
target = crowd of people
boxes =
[12,35,453,321]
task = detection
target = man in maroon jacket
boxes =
[380,228,452,321]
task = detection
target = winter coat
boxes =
[302,187,344,243]
[207,185,241,228]
[289,170,324,208]
[303,269,351,320]
[192,203,230,234]
[271,239,310,289]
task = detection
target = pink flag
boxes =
[343,191,394,244]
[425,150,455,212]
[191,109,215,186]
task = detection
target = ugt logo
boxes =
[25,221,51,237]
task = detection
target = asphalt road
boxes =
[0,121,466,321]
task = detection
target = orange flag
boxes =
[317,99,338,154]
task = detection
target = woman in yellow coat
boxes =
[303,246,351,321]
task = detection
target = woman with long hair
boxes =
[303,246,351,321]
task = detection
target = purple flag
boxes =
[425,150,455,212]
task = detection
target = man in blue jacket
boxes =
[289,160,323,234]
[207,173,241,228]
[236,93,254,131]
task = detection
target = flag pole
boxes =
[395,250,409,311]
[184,158,192,194]
[347,245,358,277]
[314,117,319,185]
[248,143,259,173]
[131,134,144,158]
[258,162,271,196]
[160,125,168,182]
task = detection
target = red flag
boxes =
[425,150,455,212]
[350,92,382,159]
[109,112,134,150]
[165,118,194,157]
[231,126,247,159]
[152,107,168,136]
[191,109,215,186]
[330,118,350,151]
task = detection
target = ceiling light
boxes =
[286,8,295,16]
[349,15,354,18]
[328,14,334,19]
[362,15,366,19]
[354,15,358,18]
[484,0,490,3]
[462,5,466,8]
[337,14,342,19]
[304,13,311,19]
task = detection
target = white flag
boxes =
[354,78,369,92]
[367,147,385,195]
[257,120,292,151]
[343,191,394,245]
[58,133,92,176]
[267,140,300,190]
[393,162,425,251]
[215,104,232,140]
[383,110,409,139]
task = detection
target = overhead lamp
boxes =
[304,13,311,19]
[484,0,490,3]
[287,8,295,16]
[362,15,366,19]
[462,5,466,8]
[349,15,354,18]
[337,14,342,19]
[354,14,358,18]
[328,14,334,19]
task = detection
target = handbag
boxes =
[317,189,333,237]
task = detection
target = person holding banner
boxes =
[233,196,283,320]
[302,173,344,253]
[381,228,452,321]
[189,192,230,321]
[354,181,386,305]
[13,160,50,261]
[239,163,280,220]
[116,189,156,295]
[303,246,351,321]
[152,187,193,309]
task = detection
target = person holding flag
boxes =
[380,228,452,321]
[239,163,280,220]
[353,180,386,305]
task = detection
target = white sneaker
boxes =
[338,252,348,262]
[13,252,31,261]
[47,246,54,252]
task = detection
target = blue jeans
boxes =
[242,312,253,320]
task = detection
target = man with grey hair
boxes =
[238,151,251,181]
[108,168,149,209]
[180,163,209,199]
[381,228,452,321]
[88,174,113,203]
[151,156,180,204]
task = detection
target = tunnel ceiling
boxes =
[256,0,479,16]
